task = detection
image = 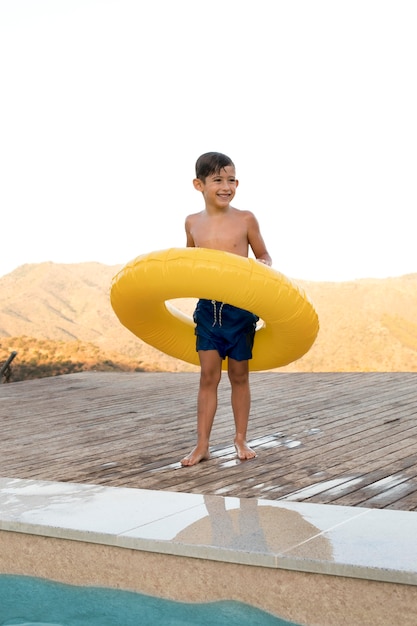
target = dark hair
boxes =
[195,152,235,181]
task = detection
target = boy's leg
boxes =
[180,349,222,466]
[228,358,256,460]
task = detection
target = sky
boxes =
[1,0,416,282]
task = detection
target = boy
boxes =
[181,152,272,466]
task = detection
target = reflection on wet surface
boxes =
[173,496,333,560]
[154,434,304,471]
[283,477,361,501]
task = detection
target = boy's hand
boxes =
[256,258,272,267]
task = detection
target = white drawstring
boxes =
[211,300,224,326]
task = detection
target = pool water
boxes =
[0,575,299,626]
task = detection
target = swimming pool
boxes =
[0,575,297,626]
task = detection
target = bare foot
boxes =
[234,439,257,461]
[180,445,210,467]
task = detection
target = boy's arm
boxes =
[247,213,272,266]
[185,216,196,248]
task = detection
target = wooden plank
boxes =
[1,372,417,511]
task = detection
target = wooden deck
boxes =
[1,371,417,511]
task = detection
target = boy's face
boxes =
[193,165,239,209]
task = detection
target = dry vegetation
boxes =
[1,262,417,382]
[0,335,146,382]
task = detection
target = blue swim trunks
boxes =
[193,299,259,361]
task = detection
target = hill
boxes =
[1,261,417,381]
[283,275,417,372]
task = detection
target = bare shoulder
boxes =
[185,210,203,224]
[234,208,260,225]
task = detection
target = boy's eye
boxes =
[211,176,235,184]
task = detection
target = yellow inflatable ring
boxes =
[110,247,319,371]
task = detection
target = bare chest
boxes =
[190,214,249,254]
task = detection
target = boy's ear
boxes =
[193,178,204,191]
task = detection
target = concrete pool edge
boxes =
[1,476,417,625]
[1,517,417,587]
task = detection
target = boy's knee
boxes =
[228,370,249,386]
[200,370,221,387]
